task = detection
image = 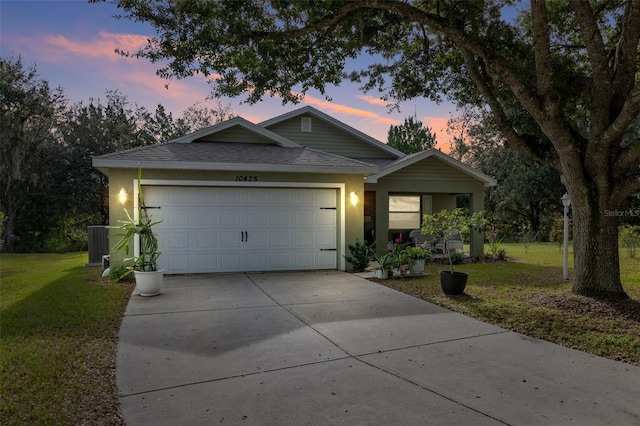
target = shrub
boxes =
[620,224,640,258]
[450,251,464,265]
[497,247,508,261]
[344,239,371,272]
[109,264,133,281]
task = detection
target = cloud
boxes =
[34,31,149,62]
[303,95,398,126]
[355,94,389,106]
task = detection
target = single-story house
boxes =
[93,106,496,274]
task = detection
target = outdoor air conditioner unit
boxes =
[87,226,109,266]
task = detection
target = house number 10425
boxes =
[235,175,258,182]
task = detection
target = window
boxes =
[389,195,421,229]
[301,117,312,132]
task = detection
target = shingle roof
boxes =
[93,142,378,173]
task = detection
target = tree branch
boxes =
[607,81,640,150]
[611,0,640,109]
[531,0,555,97]
[460,49,560,169]
[569,0,612,137]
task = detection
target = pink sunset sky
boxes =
[1,0,458,147]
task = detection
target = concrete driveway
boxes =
[117,271,640,425]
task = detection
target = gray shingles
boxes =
[95,142,376,168]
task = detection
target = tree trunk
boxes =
[3,208,18,252]
[570,192,627,299]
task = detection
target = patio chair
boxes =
[409,229,445,253]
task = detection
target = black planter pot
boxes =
[440,271,468,295]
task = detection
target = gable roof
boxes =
[259,106,405,158]
[93,142,377,174]
[365,149,498,187]
[167,116,301,147]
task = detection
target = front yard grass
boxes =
[0,253,133,425]
[1,243,638,423]
[376,242,640,366]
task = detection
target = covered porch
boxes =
[362,150,497,257]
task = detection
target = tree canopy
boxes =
[90,1,640,297]
[0,56,233,252]
[387,116,437,153]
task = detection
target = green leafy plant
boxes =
[109,263,134,282]
[373,252,397,271]
[497,247,508,261]
[450,251,465,265]
[344,239,372,272]
[109,167,162,276]
[405,246,432,261]
[422,208,484,273]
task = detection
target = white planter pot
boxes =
[374,269,389,279]
[134,270,164,297]
[411,260,425,275]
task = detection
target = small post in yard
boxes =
[562,193,571,280]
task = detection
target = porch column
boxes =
[469,189,484,257]
[375,189,389,255]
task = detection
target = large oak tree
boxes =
[97,0,640,298]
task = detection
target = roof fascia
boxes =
[259,106,405,158]
[168,116,301,147]
[91,158,377,175]
[365,149,498,187]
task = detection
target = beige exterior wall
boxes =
[106,167,365,270]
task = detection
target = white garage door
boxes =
[142,186,338,274]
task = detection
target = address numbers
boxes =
[235,175,258,182]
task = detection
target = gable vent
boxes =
[301,117,312,132]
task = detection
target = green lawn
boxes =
[1,245,638,424]
[378,242,640,366]
[0,253,133,425]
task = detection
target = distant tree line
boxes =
[0,56,233,252]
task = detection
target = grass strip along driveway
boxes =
[375,243,640,366]
[1,243,638,424]
[1,253,133,425]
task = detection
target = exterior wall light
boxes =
[349,191,359,207]
[118,187,128,205]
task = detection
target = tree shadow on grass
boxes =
[1,265,132,340]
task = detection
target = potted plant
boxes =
[373,252,396,279]
[422,208,481,295]
[406,246,431,275]
[110,168,164,296]
[395,248,412,276]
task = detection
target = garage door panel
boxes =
[317,231,336,247]
[295,251,315,268]
[166,254,190,272]
[269,208,290,226]
[167,231,190,249]
[317,190,336,207]
[145,186,337,273]
[197,208,219,226]
[196,231,218,249]
[294,210,315,226]
[246,209,268,226]
[270,231,291,247]
[220,252,242,270]
[221,230,242,249]
[197,254,218,271]
[318,251,337,268]
[318,210,336,226]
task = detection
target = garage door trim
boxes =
[132,179,346,271]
